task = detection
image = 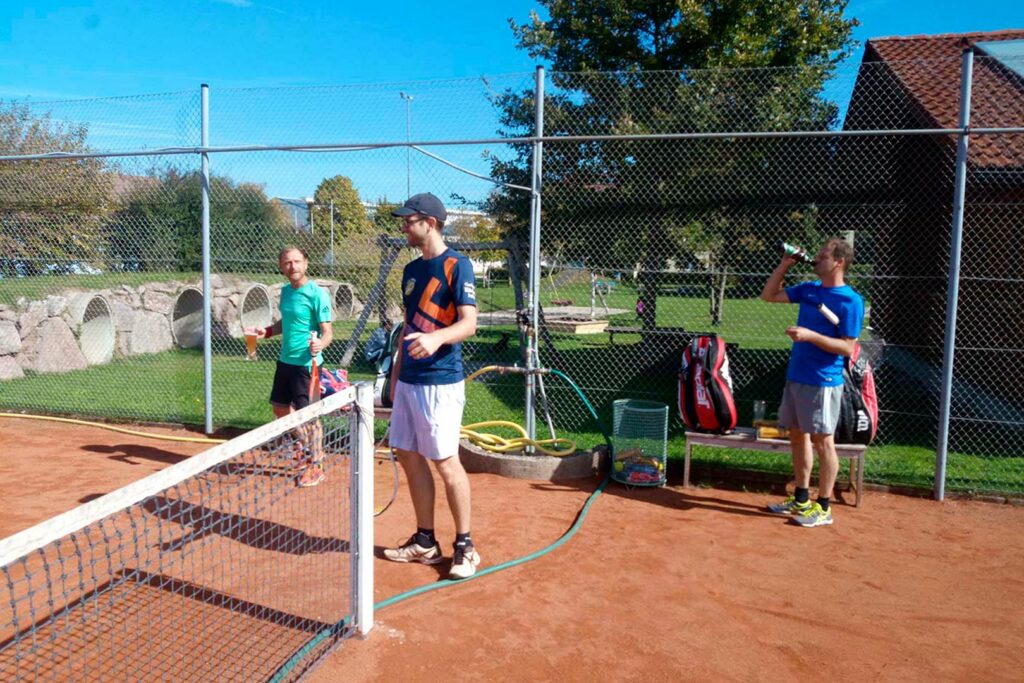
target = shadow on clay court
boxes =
[531,477,779,519]
[83,443,192,466]
[143,496,350,555]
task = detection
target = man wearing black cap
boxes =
[382,193,481,579]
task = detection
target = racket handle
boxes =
[817,303,840,326]
[309,331,320,400]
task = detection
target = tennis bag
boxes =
[368,323,404,408]
[678,334,738,433]
[835,343,878,445]
[319,367,350,398]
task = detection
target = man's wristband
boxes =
[263,325,275,339]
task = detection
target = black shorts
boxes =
[270,361,315,409]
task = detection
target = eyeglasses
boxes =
[400,215,430,227]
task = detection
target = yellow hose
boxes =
[461,421,577,457]
[463,365,578,456]
[0,413,227,444]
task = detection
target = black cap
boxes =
[391,192,447,222]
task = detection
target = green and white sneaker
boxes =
[766,496,812,515]
[790,502,833,527]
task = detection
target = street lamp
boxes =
[304,196,315,235]
[399,91,413,197]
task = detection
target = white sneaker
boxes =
[383,536,444,565]
[448,544,480,580]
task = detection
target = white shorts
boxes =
[389,379,466,460]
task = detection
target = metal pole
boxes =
[329,200,335,276]
[526,66,545,449]
[935,45,974,501]
[400,92,413,196]
[350,382,375,636]
[200,83,213,434]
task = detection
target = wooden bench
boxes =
[606,326,690,345]
[683,430,867,507]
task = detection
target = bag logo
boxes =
[694,364,711,408]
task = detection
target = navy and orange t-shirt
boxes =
[398,248,477,385]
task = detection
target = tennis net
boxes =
[0,383,375,682]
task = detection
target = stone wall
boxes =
[0,276,359,380]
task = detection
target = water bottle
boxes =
[778,241,815,265]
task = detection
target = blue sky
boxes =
[2,0,1023,203]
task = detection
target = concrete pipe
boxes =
[172,287,204,348]
[68,293,115,365]
[239,284,273,333]
[333,282,356,319]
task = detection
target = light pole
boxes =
[399,91,413,197]
[304,196,315,235]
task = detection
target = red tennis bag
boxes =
[678,334,738,433]
[835,343,879,445]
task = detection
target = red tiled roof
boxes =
[864,29,1024,169]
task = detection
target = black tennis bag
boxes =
[678,334,738,433]
[835,343,879,445]
[366,323,404,408]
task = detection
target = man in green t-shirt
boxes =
[246,246,333,487]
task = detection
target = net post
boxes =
[350,382,375,636]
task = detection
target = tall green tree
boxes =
[312,174,371,236]
[108,168,290,273]
[0,101,114,276]
[490,1,857,327]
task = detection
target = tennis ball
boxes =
[614,461,624,472]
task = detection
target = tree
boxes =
[0,101,114,276]
[312,174,371,236]
[108,168,290,273]
[490,1,857,328]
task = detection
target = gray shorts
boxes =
[777,381,843,435]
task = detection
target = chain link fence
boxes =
[0,55,1021,497]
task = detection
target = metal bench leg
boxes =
[684,442,692,488]
[856,454,864,507]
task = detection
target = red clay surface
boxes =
[3,416,1023,682]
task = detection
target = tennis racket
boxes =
[374,425,399,517]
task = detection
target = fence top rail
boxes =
[2,126,1022,163]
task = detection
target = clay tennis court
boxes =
[2,416,1023,681]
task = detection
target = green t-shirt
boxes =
[278,280,332,368]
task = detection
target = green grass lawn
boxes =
[1,276,1017,495]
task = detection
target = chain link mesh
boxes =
[0,59,1020,495]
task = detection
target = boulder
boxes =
[109,300,136,332]
[145,281,180,295]
[45,295,68,317]
[127,310,174,355]
[0,322,21,355]
[212,297,240,337]
[18,301,48,339]
[0,356,23,380]
[23,318,88,374]
[143,290,176,316]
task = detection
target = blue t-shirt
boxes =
[784,281,864,387]
[399,249,477,385]
[278,280,332,369]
